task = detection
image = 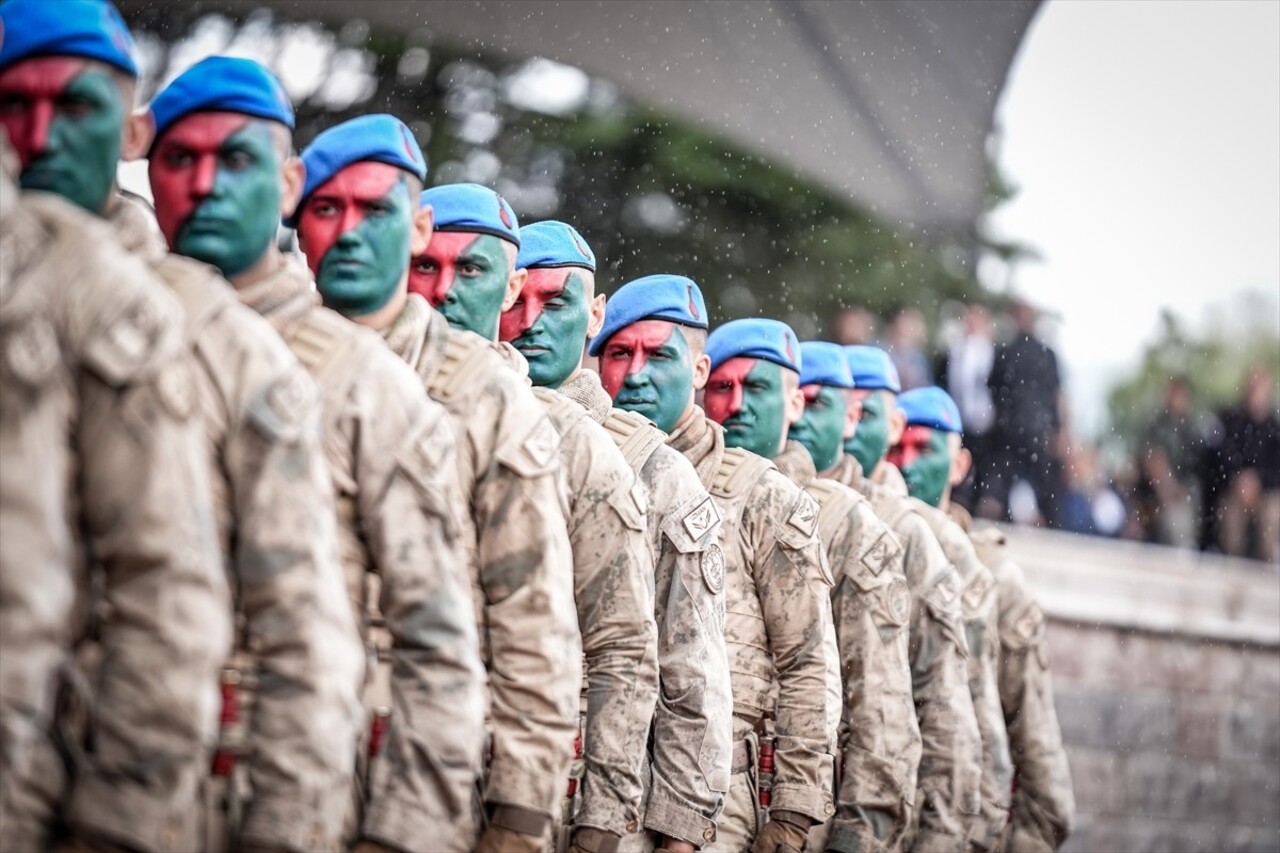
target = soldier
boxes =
[146,87,484,850]
[886,389,1013,852]
[417,190,660,853]
[0,3,233,848]
[703,328,918,853]
[292,144,579,852]
[501,221,733,853]
[592,276,839,853]
[820,346,982,852]
[893,394,1075,852]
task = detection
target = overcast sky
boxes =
[987,0,1280,432]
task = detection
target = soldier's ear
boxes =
[410,203,434,256]
[121,108,154,161]
[888,398,907,445]
[279,155,305,218]
[502,266,527,312]
[783,379,806,427]
[691,351,712,391]
[587,292,607,338]
[950,444,972,487]
[843,392,862,441]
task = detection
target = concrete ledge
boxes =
[995,525,1280,647]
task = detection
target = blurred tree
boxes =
[1105,290,1280,449]
[124,7,1005,338]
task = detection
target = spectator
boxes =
[1216,366,1280,562]
[1138,376,1209,548]
[832,305,878,346]
[1060,442,1127,537]
[939,303,997,509]
[883,307,933,390]
[984,298,1066,527]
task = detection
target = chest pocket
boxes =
[607,478,648,533]
[245,365,317,445]
[495,412,560,479]
[922,568,969,657]
[393,405,458,534]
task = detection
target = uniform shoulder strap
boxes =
[533,386,589,434]
[602,408,665,471]
[711,446,774,499]
[807,478,859,524]
[283,307,367,411]
[426,327,490,402]
[151,254,234,341]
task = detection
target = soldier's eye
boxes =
[222,150,253,170]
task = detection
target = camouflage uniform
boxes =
[878,468,1011,852]
[110,196,366,851]
[825,454,982,852]
[952,510,1074,853]
[2,189,231,852]
[560,369,733,850]
[774,443,920,853]
[381,293,581,844]
[236,262,485,851]
[666,407,837,851]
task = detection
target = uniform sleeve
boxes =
[897,512,982,853]
[471,378,581,825]
[358,364,487,849]
[68,304,232,852]
[993,556,1074,853]
[642,451,733,845]
[566,427,660,835]
[824,503,918,853]
[224,356,365,850]
[752,474,837,823]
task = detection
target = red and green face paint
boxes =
[149,112,284,279]
[704,357,791,460]
[887,424,953,507]
[0,56,126,214]
[789,383,849,473]
[408,230,514,339]
[498,266,591,389]
[847,388,892,477]
[295,161,415,318]
[598,319,695,434]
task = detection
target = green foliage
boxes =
[1106,290,1280,448]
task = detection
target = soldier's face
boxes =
[296,161,414,318]
[0,56,125,214]
[887,425,952,507]
[790,383,849,474]
[704,357,789,460]
[848,388,892,476]
[409,231,515,339]
[499,266,592,389]
[148,112,282,278]
[599,320,694,434]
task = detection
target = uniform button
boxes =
[824,801,835,816]
[626,820,638,833]
[703,827,716,843]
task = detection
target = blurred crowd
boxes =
[831,301,1280,563]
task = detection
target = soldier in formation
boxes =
[0,2,1072,852]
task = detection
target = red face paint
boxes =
[886,424,934,470]
[703,357,756,425]
[407,231,483,306]
[148,112,250,247]
[295,161,403,276]
[802,384,822,406]
[498,267,568,343]
[598,320,678,399]
[0,57,86,169]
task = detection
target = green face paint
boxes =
[790,384,848,473]
[296,162,415,318]
[409,231,514,339]
[1,61,125,215]
[848,388,894,477]
[704,357,790,460]
[598,320,695,434]
[894,427,953,507]
[499,268,591,388]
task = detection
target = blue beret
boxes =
[421,183,520,247]
[289,114,426,227]
[0,0,137,76]
[149,57,293,144]
[588,274,707,357]
[898,387,963,433]
[706,319,801,375]
[799,342,854,388]
[517,220,595,272]
[844,345,901,393]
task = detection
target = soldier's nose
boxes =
[191,154,218,198]
[26,100,56,160]
[428,271,456,307]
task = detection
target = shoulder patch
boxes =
[6,317,59,386]
[701,544,725,594]
[936,568,962,606]
[155,359,196,420]
[1010,601,1043,646]
[963,567,995,615]
[247,366,317,443]
[883,578,911,627]
[683,496,721,540]
[860,530,900,578]
[788,489,820,538]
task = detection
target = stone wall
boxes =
[1003,528,1280,853]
